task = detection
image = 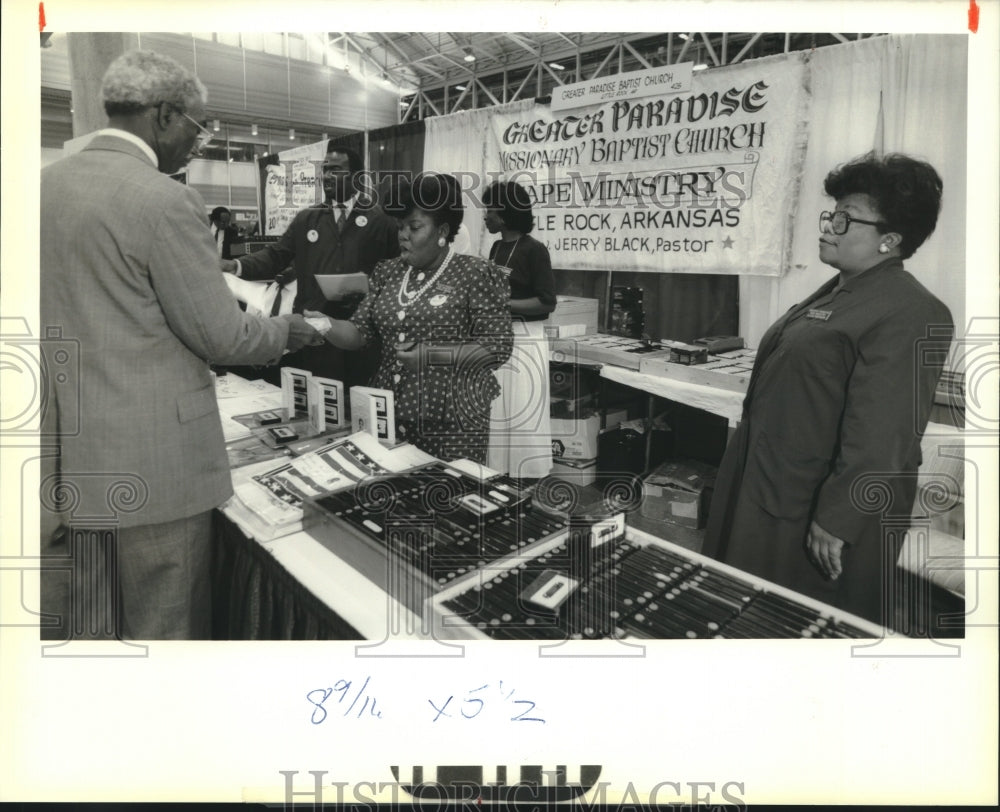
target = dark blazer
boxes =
[235,196,399,388]
[40,135,288,528]
[237,196,399,317]
[212,223,240,260]
[703,257,953,624]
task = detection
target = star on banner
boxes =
[722,236,735,249]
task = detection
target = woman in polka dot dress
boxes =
[314,173,513,464]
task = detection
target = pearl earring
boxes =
[437,236,447,248]
[878,244,889,254]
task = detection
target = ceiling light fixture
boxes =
[212,119,220,132]
[549,62,565,70]
[251,124,258,136]
[678,33,690,41]
[455,84,466,91]
[463,48,475,63]
[693,63,709,71]
[289,128,295,140]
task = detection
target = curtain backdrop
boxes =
[367,118,425,195]
[740,34,967,346]
[423,100,535,258]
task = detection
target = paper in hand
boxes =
[305,315,334,332]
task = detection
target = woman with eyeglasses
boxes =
[703,152,953,628]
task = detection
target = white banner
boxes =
[488,52,810,276]
[258,140,329,236]
[551,63,693,112]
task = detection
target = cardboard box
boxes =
[549,456,598,487]
[543,295,599,335]
[543,323,590,339]
[551,414,600,459]
[550,409,627,459]
[640,458,717,529]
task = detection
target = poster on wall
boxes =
[256,139,329,236]
[489,52,810,276]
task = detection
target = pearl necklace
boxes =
[396,247,454,319]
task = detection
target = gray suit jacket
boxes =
[40,135,289,528]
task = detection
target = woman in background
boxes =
[314,173,512,464]
[483,180,557,480]
[703,152,953,627]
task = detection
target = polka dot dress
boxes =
[351,253,513,463]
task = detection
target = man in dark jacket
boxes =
[209,206,240,259]
[222,143,399,387]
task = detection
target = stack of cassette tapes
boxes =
[430,524,882,640]
[550,333,672,370]
[303,462,570,615]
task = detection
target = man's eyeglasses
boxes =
[177,109,214,152]
[819,210,885,236]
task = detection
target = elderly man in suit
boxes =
[222,143,399,390]
[40,49,320,640]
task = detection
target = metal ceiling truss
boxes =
[327,32,883,122]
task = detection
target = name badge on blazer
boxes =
[806,309,833,321]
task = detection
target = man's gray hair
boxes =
[101,49,207,117]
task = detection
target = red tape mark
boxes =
[39,2,46,32]
[969,0,980,33]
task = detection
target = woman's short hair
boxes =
[101,50,207,117]
[386,172,464,243]
[824,152,943,259]
[483,180,534,234]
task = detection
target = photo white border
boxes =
[2,0,997,805]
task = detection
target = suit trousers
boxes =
[41,511,213,640]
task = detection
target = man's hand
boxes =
[280,314,324,353]
[806,520,846,581]
[220,259,238,273]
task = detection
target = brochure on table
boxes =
[226,431,436,541]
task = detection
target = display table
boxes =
[210,372,425,640]
[211,511,361,639]
[208,373,950,640]
[598,364,745,427]
[212,509,428,640]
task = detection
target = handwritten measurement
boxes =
[306,676,383,724]
[428,680,546,724]
[305,678,546,725]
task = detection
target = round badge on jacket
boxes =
[356,215,368,228]
[307,229,319,243]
